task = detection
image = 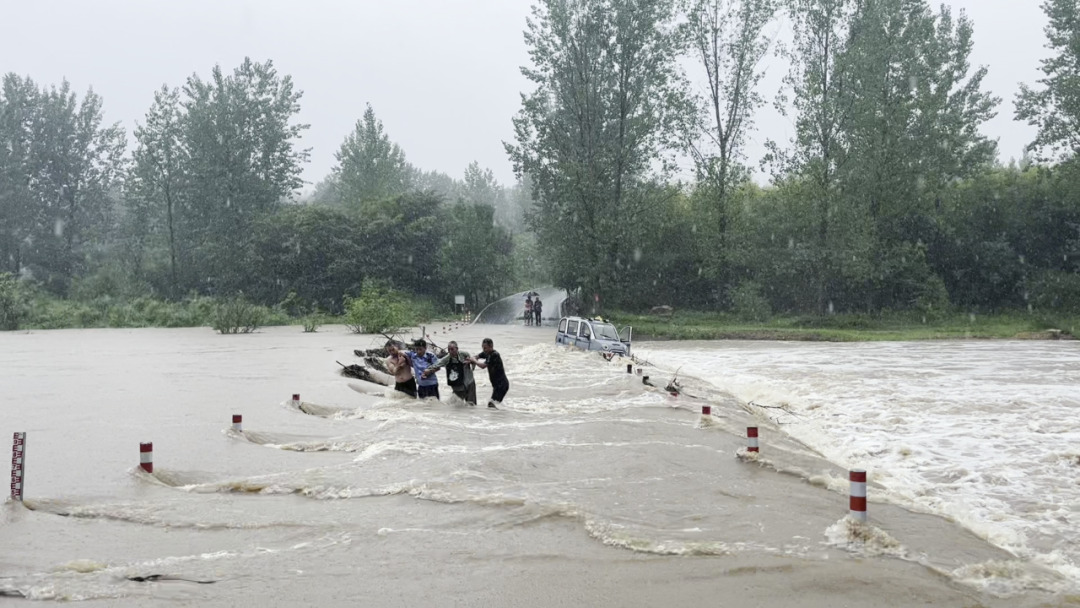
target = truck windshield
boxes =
[593,323,621,341]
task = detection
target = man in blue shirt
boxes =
[409,340,441,400]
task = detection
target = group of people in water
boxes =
[380,292,545,408]
[385,338,509,409]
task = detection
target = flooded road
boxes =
[0,325,1076,605]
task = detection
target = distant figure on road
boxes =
[470,338,509,409]
[386,342,417,398]
[524,296,533,326]
[533,296,543,326]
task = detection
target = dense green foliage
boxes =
[0,278,291,331]
[0,273,27,330]
[0,59,531,330]
[609,310,1077,341]
[343,279,413,335]
[510,0,1080,320]
[211,297,266,334]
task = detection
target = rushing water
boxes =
[0,325,1076,605]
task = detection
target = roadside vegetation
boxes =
[609,311,1077,342]
[0,275,464,333]
[4,0,1080,338]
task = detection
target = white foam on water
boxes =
[822,517,908,559]
[821,517,1072,596]
[26,498,316,530]
[336,402,667,432]
[53,560,108,574]
[949,559,1074,597]
[349,438,717,463]
[649,341,1080,589]
[584,518,785,557]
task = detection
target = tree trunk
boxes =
[166,183,178,299]
[63,185,80,294]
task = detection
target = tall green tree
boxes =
[249,205,366,312]
[361,191,444,297]
[462,161,500,208]
[683,0,778,303]
[0,74,39,277]
[333,104,415,208]
[1016,0,1080,162]
[683,0,777,219]
[414,169,462,201]
[774,0,860,311]
[505,177,537,233]
[440,203,515,307]
[130,85,185,294]
[838,0,998,309]
[507,0,686,309]
[180,58,309,293]
[462,161,520,228]
[16,80,126,293]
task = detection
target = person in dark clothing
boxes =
[423,341,477,405]
[470,338,509,409]
[532,297,543,326]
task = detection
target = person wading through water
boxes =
[470,338,509,409]
[422,341,477,405]
[410,339,440,400]
[386,342,417,398]
[524,295,533,326]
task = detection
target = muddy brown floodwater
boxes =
[1,325,1076,606]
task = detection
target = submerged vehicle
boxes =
[555,316,633,357]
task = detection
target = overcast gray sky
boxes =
[1,0,1047,191]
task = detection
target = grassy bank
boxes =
[9,295,296,331]
[607,311,1077,342]
[1,288,463,333]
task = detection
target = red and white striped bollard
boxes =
[232,415,242,432]
[747,427,759,452]
[10,432,26,501]
[850,469,867,522]
[292,394,300,406]
[702,405,711,416]
[139,442,153,474]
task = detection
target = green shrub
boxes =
[184,295,218,326]
[75,304,103,328]
[730,281,772,322]
[302,314,323,333]
[69,265,150,301]
[788,314,876,329]
[344,279,412,335]
[212,296,265,334]
[0,274,29,331]
[1028,270,1080,315]
[914,273,952,321]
